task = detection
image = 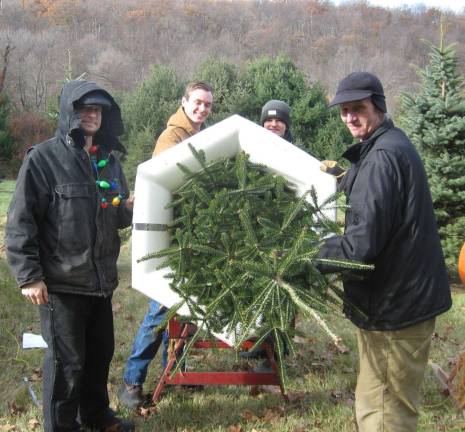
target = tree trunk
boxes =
[0,44,13,93]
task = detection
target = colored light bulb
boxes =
[97,180,111,189]
[112,196,121,206]
[97,160,108,168]
[89,145,98,154]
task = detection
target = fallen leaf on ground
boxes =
[330,389,343,399]
[27,418,40,430]
[261,385,282,394]
[0,424,17,431]
[240,409,259,422]
[30,370,42,382]
[8,402,25,416]
[249,385,262,397]
[249,385,282,397]
[227,425,242,432]
[262,406,284,422]
[138,406,157,419]
[293,336,316,345]
[336,343,350,354]
[286,391,307,404]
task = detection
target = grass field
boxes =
[1,182,464,431]
[0,180,15,216]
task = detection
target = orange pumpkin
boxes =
[459,242,465,285]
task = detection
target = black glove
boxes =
[320,160,346,179]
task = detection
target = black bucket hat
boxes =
[329,72,387,112]
[76,90,112,110]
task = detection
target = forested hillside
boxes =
[1,0,465,269]
[1,0,464,113]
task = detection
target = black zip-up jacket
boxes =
[5,81,132,296]
[318,119,451,331]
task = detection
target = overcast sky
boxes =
[335,0,465,13]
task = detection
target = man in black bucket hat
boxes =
[317,71,451,432]
[5,80,135,432]
[328,71,387,113]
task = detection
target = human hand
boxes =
[125,195,135,211]
[21,280,49,305]
[320,160,346,179]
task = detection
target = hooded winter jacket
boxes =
[5,80,132,296]
[318,119,451,331]
[153,106,202,156]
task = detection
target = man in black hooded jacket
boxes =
[318,72,452,432]
[5,80,134,431]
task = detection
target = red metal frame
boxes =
[152,317,287,407]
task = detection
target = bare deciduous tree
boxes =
[0,42,13,93]
[0,0,463,115]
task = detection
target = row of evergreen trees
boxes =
[120,46,465,274]
[119,55,352,186]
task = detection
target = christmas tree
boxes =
[400,25,465,271]
[142,144,371,389]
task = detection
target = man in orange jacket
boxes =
[119,81,213,408]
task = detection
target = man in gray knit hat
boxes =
[260,99,293,142]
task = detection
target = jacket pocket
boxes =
[54,183,94,255]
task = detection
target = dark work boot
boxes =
[86,414,135,432]
[99,417,135,432]
[117,382,144,409]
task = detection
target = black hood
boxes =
[57,80,126,153]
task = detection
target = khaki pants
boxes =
[355,318,435,432]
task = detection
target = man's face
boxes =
[182,88,213,127]
[264,118,286,137]
[339,98,384,141]
[78,105,102,136]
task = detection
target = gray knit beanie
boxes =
[260,100,291,128]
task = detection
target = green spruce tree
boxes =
[400,29,465,272]
[224,56,352,160]
[0,93,13,161]
[193,58,239,123]
[121,65,183,186]
[291,82,352,160]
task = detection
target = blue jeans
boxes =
[123,299,169,386]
